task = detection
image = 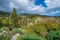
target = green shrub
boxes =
[11,28,21,35]
[0,28,12,40]
[0,36,11,40]
[0,33,11,40]
[47,30,60,40]
[1,27,9,31]
[17,34,46,40]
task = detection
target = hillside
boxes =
[0,9,60,40]
[0,11,9,17]
[0,11,60,18]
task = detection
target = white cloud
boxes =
[32,5,45,12]
[9,0,46,14]
[45,0,60,9]
[44,0,60,15]
[14,0,35,8]
[9,2,17,9]
[45,0,51,2]
[1,0,60,16]
[50,11,59,15]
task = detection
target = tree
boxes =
[9,8,18,29]
[0,19,2,28]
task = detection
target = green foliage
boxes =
[23,23,47,37]
[32,23,47,37]
[47,30,60,40]
[2,19,8,25]
[0,29,11,40]
[11,28,21,35]
[17,34,46,40]
[44,20,59,31]
[0,36,11,40]
[9,8,18,28]
[0,19,8,28]
[1,27,9,31]
[1,19,9,27]
[0,19,2,28]
[22,28,34,34]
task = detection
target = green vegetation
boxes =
[0,8,60,40]
[17,34,46,40]
[47,30,60,40]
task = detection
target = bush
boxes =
[0,32,11,40]
[11,28,21,35]
[0,27,12,40]
[47,30,60,40]
[1,19,9,27]
[33,23,47,37]
[23,23,47,37]
[1,27,9,31]
[0,36,11,40]
[17,34,46,40]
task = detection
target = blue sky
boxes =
[0,0,60,16]
[35,0,47,7]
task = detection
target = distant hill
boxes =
[0,11,60,18]
[19,13,60,18]
[0,11,9,17]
